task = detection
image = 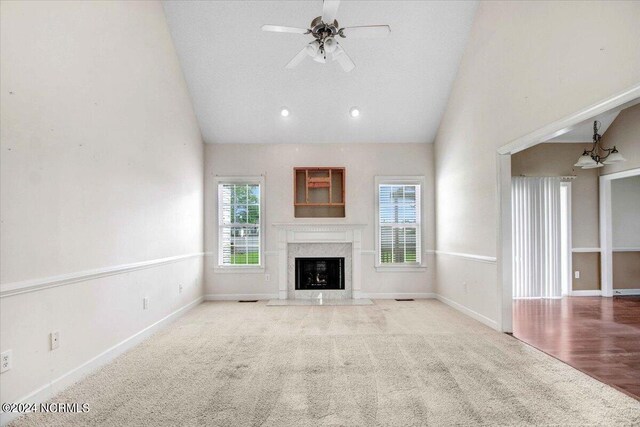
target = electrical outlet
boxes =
[143,297,149,310]
[265,274,270,282]
[179,284,183,294]
[574,271,580,279]
[50,331,60,350]
[1,350,12,373]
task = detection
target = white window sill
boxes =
[375,265,427,273]
[213,266,265,274]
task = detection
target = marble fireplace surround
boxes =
[288,243,351,299]
[274,223,365,300]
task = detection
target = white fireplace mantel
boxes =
[272,223,366,299]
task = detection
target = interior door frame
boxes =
[599,167,640,297]
[496,83,640,333]
[560,181,573,297]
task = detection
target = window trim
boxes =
[374,176,426,271]
[214,175,265,272]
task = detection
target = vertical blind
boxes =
[378,184,421,264]
[218,183,260,265]
[511,177,562,299]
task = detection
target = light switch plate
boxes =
[50,331,60,350]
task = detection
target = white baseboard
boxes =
[204,293,278,301]
[357,292,436,300]
[203,293,437,301]
[435,294,498,331]
[570,290,602,297]
[0,297,203,427]
[613,288,640,296]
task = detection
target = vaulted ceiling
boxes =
[546,110,620,143]
[162,1,478,144]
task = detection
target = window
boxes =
[217,178,263,268]
[376,177,423,268]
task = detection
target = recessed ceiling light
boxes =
[280,107,290,117]
[349,107,360,118]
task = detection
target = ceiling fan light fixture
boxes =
[349,107,360,118]
[280,107,290,117]
[262,0,389,72]
[306,40,320,58]
[324,37,337,53]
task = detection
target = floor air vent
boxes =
[395,298,415,301]
[238,300,258,303]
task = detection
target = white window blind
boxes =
[378,183,421,265]
[511,177,562,299]
[218,182,261,266]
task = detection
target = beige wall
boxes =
[204,143,435,298]
[0,1,203,406]
[613,252,640,290]
[572,253,601,291]
[434,1,640,325]
[601,104,640,175]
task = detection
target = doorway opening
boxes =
[498,86,640,399]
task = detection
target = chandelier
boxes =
[574,120,626,169]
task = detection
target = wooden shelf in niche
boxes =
[294,167,345,218]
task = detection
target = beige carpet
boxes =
[10,300,640,426]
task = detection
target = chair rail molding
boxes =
[435,250,497,264]
[0,252,205,298]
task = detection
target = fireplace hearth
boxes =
[295,257,345,291]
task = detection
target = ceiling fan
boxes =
[261,0,390,72]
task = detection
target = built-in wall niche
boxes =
[294,167,345,218]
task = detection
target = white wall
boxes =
[434,1,640,326]
[0,0,203,409]
[204,143,435,299]
[612,175,640,248]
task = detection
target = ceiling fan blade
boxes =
[285,46,309,69]
[322,0,340,24]
[340,25,391,38]
[262,25,309,34]
[333,44,355,72]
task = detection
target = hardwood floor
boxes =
[513,296,640,400]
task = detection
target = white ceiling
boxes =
[546,110,621,143]
[162,1,478,144]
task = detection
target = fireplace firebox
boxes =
[295,257,345,290]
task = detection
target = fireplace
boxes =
[295,257,345,291]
